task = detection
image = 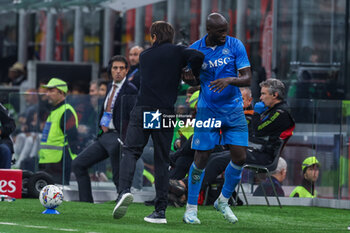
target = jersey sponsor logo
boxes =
[208,57,231,68]
[202,62,208,70]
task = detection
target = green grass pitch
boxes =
[0,199,349,233]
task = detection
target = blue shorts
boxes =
[191,107,248,150]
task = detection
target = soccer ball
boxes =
[39,185,64,209]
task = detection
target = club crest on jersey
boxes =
[222,48,230,55]
[194,138,200,145]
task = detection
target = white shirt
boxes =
[103,77,126,129]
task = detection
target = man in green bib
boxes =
[39,78,79,184]
[290,156,320,198]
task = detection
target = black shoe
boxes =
[144,210,167,224]
[112,190,133,219]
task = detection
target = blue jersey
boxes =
[190,35,250,116]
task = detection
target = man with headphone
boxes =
[72,55,138,203]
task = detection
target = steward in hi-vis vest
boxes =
[39,78,79,184]
[290,156,320,198]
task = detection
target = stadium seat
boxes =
[236,136,292,209]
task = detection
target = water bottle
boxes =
[0,194,16,202]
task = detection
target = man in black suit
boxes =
[72,55,138,203]
[112,21,204,223]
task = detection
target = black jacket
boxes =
[0,103,16,152]
[136,42,204,109]
[250,101,295,154]
[253,176,284,197]
[244,106,254,136]
[98,78,138,139]
[127,64,141,90]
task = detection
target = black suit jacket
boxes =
[127,64,141,90]
[136,42,204,108]
[0,103,16,152]
[98,78,138,139]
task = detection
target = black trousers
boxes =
[201,151,231,189]
[118,106,174,212]
[202,149,273,184]
[245,149,273,166]
[72,131,120,203]
[169,156,193,180]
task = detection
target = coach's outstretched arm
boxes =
[182,47,204,77]
[181,47,204,86]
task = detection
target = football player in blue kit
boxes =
[183,13,252,224]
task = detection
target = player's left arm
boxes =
[209,67,251,93]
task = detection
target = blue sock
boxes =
[221,161,242,198]
[187,162,205,205]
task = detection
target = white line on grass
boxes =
[53,228,79,232]
[0,222,84,232]
[0,222,18,226]
[23,225,49,229]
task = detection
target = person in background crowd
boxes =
[0,102,16,168]
[290,156,320,198]
[72,55,137,203]
[13,88,40,171]
[127,45,144,90]
[39,78,79,184]
[240,87,254,135]
[5,62,26,86]
[89,80,99,109]
[99,67,110,81]
[98,80,108,98]
[247,79,295,166]
[253,157,287,197]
